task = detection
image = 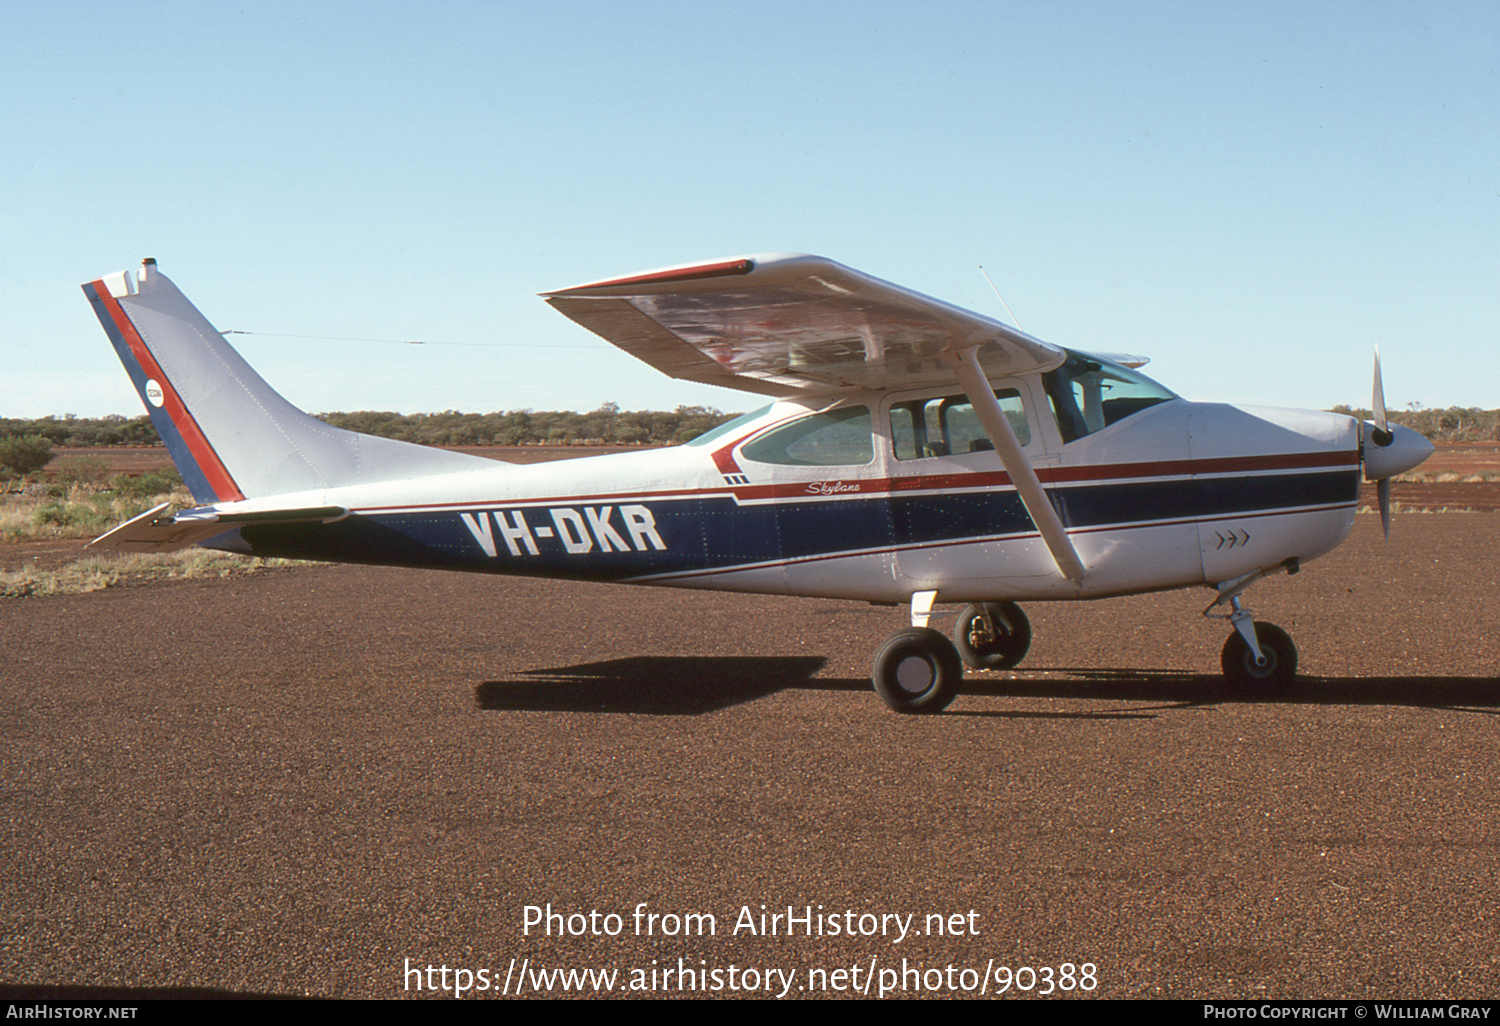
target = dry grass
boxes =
[1,549,302,598]
[1,480,194,543]
[2,470,311,597]
[1394,469,1500,483]
[1357,503,1475,516]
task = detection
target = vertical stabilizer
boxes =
[84,260,492,503]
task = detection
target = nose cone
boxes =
[1362,422,1434,481]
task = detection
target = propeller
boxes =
[1361,346,1434,539]
[1372,348,1388,434]
[1372,346,1393,538]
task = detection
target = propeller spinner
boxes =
[1361,347,1434,537]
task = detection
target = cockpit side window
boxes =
[890,389,1029,460]
[739,406,874,466]
[1042,350,1176,443]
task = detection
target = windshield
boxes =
[1042,350,1177,443]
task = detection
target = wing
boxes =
[542,253,1066,397]
[547,252,1088,583]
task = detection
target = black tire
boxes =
[1221,621,1298,685]
[952,601,1032,671]
[872,627,963,713]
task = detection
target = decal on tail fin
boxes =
[83,260,494,504]
[84,262,244,504]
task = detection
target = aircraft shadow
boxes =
[481,658,1500,717]
[477,655,827,715]
[952,668,1500,716]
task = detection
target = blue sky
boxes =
[3,0,1495,420]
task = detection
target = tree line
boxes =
[316,403,738,447]
[4,403,1498,480]
[1,404,740,453]
[1324,405,1500,443]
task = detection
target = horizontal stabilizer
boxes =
[89,502,349,554]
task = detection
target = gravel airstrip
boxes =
[2,451,1498,999]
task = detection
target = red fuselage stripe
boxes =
[345,451,1357,515]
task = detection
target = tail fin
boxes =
[83,259,491,503]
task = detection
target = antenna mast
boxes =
[978,265,1023,331]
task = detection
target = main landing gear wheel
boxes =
[1221,621,1298,685]
[872,627,963,714]
[953,602,1031,671]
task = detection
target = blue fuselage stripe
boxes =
[231,469,1361,582]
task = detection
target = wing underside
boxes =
[543,253,1065,397]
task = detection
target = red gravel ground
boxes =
[3,502,1498,999]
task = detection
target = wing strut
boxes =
[943,346,1086,583]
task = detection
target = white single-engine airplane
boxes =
[84,255,1433,712]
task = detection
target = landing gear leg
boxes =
[1207,574,1300,686]
[871,591,963,713]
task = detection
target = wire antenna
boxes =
[978,265,1023,331]
[220,330,599,349]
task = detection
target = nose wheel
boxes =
[1221,621,1298,685]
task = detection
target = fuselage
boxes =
[208,353,1368,604]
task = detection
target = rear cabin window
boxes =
[890,389,1029,460]
[739,406,874,466]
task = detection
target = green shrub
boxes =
[32,502,69,527]
[51,455,110,486]
[0,435,54,478]
[108,468,183,499]
[32,501,109,532]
